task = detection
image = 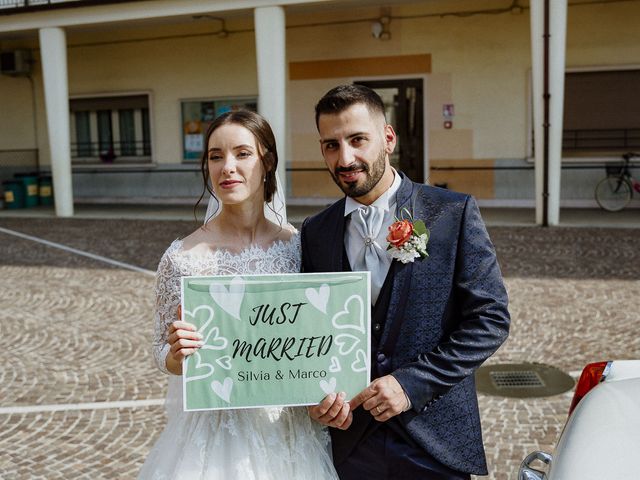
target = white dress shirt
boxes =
[344,169,402,305]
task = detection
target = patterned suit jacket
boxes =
[300,173,510,475]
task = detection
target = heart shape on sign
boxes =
[215,355,233,370]
[200,326,228,351]
[305,284,330,314]
[320,377,337,395]
[351,349,368,373]
[211,377,233,403]
[335,333,360,356]
[184,305,215,335]
[331,295,365,334]
[185,351,215,383]
[209,276,245,320]
[329,356,341,373]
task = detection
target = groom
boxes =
[302,84,510,479]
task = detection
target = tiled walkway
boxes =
[0,217,638,479]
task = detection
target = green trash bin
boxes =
[38,175,53,206]
[14,172,39,207]
[2,179,25,209]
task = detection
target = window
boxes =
[180,97,257,162]
[69,94,151,163]
[563,70,640,153]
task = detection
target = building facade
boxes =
[1,0,639,220]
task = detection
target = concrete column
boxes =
[39,27,73,217]
[529,1,545,225]
[547,1,568,225]
[530,0,567,226]
[254,6,287,196]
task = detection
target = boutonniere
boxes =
[386,209,429,264]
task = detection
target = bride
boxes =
[138,110,339,479]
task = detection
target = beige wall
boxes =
[283,1,640,198]
[567,2,640,65]
[66,34,256,167]
[286,5,531,168]
[57,24,255,167]
[0,73,37,149]
[1,1,640,199]
[284,6,530,198]
[1,19,258,167]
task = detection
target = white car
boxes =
[518,360,640,480]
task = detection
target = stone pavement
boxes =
[0,217,638,479]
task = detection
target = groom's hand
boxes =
[307,392,353,430]
[349,375,410,422]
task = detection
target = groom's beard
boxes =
[331,148,386,199]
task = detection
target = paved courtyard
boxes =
[0,217,638,479]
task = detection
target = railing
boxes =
[0,0,116,13]
[563,128,640,151]
[1,0,78,8]
[71,141,151,163]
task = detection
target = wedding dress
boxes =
[138,234,339,480]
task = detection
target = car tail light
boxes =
[568,361,610,416]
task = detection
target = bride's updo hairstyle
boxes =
[197,109,279,211]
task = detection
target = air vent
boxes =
[490,370,545,389]
[476,363,574,398]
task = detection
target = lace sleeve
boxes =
[152,242,182,375]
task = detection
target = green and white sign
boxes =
[181,272,371,411]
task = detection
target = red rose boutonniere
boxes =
[386,211,429,264]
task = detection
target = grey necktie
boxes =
[350,205,387,301]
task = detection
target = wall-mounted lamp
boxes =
[371,21,383,39]
[371,15,391,40]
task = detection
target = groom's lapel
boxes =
[379,174,416,350]
[327,197,347,272]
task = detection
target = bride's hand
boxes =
[165,306,204,374]
[307,392,352,430]
[167,320,203,360]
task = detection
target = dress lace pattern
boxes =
[139,234,338,480]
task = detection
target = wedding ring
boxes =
[375,406,382,415]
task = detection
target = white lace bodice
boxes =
[152,234,302,374]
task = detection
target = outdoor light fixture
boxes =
[371,15,391,40]
[371,21,383,38]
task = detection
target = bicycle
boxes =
[595,152,640,212]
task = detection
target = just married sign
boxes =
[181,272,371,411]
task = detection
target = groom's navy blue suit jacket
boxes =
[301,173,510,475]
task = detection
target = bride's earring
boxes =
[263,175,266,183]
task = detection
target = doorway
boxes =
[355,79,424,183]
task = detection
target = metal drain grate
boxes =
[476,363,575,398]
[490,370,545,389]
